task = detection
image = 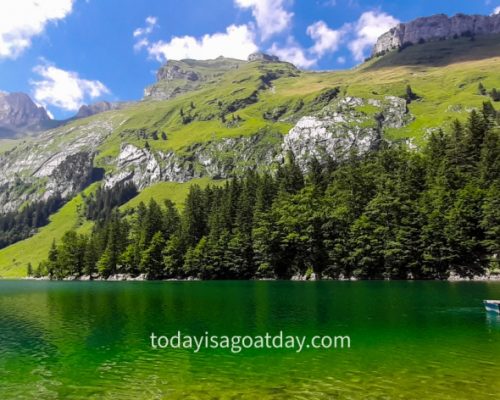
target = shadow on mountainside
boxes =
[366,34,500,70]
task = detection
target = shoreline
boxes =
[11,272,500,282]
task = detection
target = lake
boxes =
[0,281,499,399]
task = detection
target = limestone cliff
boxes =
[373,13,500,56]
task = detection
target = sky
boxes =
[0,0,499,119]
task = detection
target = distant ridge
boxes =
[372,13,500,56]
[0,92,51,138]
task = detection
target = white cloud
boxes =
[133,16,158,38]
[147,24,258,61]
[337,56,346,64]
[493,6,500,15]
[133,16,159,51]
[234,0,293,40]
[348,11,399,61]
[268,38,316,68]
[269,20,345,69]
[31,62,110,111]
[307,20,344,56]
[0,0,74,59]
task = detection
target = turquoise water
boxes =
[0,281,499,399]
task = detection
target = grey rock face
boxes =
[283,96,410,170]
[156,63,200,82]
[0,116,119,213]
[104,144,162,189]
[373,13,500,55]
[144,58,245,100]
[104,96,411,190]
[248,52,280,62]
[104,133,281,187]
[75,101,127,119]
[0,92,50,136]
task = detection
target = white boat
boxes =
[484,300,500,314]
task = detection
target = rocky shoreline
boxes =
[21,272,500,282]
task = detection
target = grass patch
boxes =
[121,177,225,211]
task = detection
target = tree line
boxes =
[30,104,500,280]
[0,195,63,249]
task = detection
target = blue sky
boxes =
[0,0,499,119]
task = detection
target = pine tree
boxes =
[481,183,500,269]
[26,262,33,277]
[444,183,485,277]
[478,82,487,96]
[47,239,58,278]
[183,237,209,278]
[83,236,99,277]
[163,234,185,278]
[479,127,500,185]
[140,232,166,279]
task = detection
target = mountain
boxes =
[0,92,52,138]
[143,57,246,100]
[74,101,129,119]
[0,16,499,277]
[373,13,500,56]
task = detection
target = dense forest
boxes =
[0,195,64,249]
[30,104,500,280]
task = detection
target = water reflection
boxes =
[1,281,500,399]
[485,311,500,329]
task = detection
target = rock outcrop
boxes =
[0,115,119,213]
[0,94,412,214]
[248,52,280,62]
[103,96,411,189]
[0,92,51,137]
[283,96,410,170]
[373,13,500,55]
[75,101,127,119]
[144,58,244,100]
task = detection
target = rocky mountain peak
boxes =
[75,101,125,119]
[0,92,51,137]
[372,12,500,56]
[248,52,280,62]
[144,58,245,101]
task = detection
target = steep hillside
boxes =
[0,33,499,277]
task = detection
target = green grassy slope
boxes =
[120,177,225,211]
[0,190,89,278]
[0,179,218,277]
[1,34,499,277]
[91,35,500,166]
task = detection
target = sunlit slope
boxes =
[0,191,90,278]
[91,34,500,164]
[0,179,216,277]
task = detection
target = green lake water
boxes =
[0,281,499,399]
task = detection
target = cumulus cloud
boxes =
[31,62,110,111]
[0,0,74,59]
[146,24,258,61]
[269,20,344,69]
[307,20,344,56]
[493,6,500,15]
[348,11,399,61]
[234,0,293,40]
[268,38,316,68]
